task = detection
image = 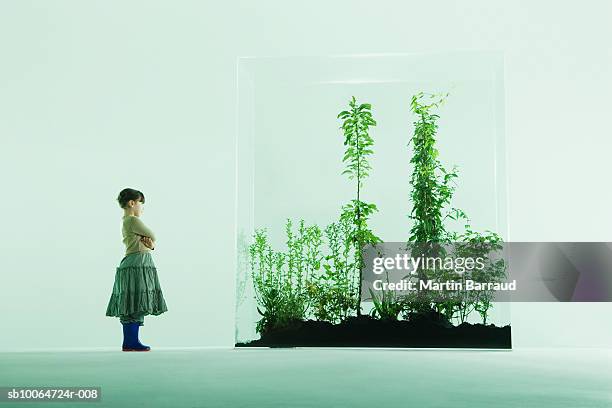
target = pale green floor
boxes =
[1,348,611,408]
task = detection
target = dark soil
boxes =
[235,314,511,349]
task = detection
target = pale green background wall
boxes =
[0,0,610,350]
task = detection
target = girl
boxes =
[105,188,168,351]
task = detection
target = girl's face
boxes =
[127,198,144,216]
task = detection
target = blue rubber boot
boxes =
[122,322,150,352]
[121,323,130,350]
[133,323,151,351]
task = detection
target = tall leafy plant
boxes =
[407,91,457,244]
[337,96,382,316]
[405,91,507,324]
[405,92,458,313]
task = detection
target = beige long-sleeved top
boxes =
[122,215,156,255]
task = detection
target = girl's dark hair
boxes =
[117,188,145,209]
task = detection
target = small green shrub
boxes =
[369,287,406,321]
[249,219,322,333]
[307,215,360,323]
[451,227,506,324]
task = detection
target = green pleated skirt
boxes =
[105,251,168,325]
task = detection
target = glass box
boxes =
[235,52,510,348]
